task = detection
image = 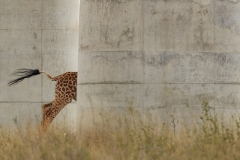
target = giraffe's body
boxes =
[41,72,77,131]
[8,69,77,131]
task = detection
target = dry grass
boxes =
[1,102,240,160]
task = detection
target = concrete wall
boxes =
[78,0,240,129]
[0,0,79,129]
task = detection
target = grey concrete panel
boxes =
[0,30,42,102]
[144,84,215,108]
[42,13,79,30]
[42,0,79,14]
[78,84,145,108]
[214,1,240,53]
[0,103,41,128]
[0,13,41,30]
[42,76,55,103]
[0,54,41,102]
[78,0,240,131]
[0,0,41,30]
[215,53,240,83]
[143,0,215,52]
[18,103,42,125]
[42,0,79,30]
[215,84,240,108]
[78,51,144,84]
[42,30,78,55]
[79,0,142,51]
[78,83,215,109]
[0,0,41,13]
[78,50,217,85]
[144,51,215,83]
[0,30,41,55]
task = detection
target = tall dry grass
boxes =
[1,102,240,160]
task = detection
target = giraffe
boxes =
[8,69,77,131]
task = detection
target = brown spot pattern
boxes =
[41,72,77,131]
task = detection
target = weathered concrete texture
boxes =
[78,0,240,129]
[0,0,79,129]
[78,84,215,108]
[79,0,142,51]
[0,103,41,128]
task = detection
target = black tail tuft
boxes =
[8,69,41,86]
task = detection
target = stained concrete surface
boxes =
[78,0,240,130]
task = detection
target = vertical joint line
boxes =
[41,0,43,106]
[213,1,216,108]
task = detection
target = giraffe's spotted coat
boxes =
[41,72,77,131]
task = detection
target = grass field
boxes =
[1,102,240,160]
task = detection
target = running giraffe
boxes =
[8,69,77,131]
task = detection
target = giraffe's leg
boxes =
[41,100,71,132]
[41,102,52,125]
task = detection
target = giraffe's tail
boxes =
[8,68,41,86]
[39,71,58,81]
